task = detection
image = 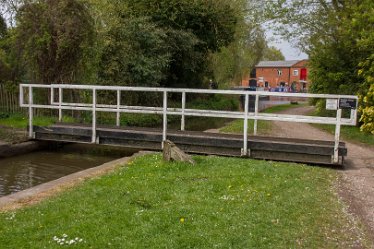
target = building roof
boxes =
[256,60,301,68]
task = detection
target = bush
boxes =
[359,83,374,134]
[0,112,10,119]
[187,94,239,111]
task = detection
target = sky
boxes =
[266,31,308,60]
[271,40,308,60]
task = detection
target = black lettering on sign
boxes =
[339,98,357,109]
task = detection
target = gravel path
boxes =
[270,105,374,243]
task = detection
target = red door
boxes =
[300,68,307,81]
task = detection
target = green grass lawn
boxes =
[0,154,367,248]
[220,119,271,135]
[220,103,303,134]
[0,114,75,129]
[308,108,374,146]
[314,124,374,146]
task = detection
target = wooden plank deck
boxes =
[33,123,347,165]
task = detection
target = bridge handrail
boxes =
[19,84,358,164]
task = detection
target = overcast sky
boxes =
[266,31,308,60]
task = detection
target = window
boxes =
[250,68,256,78]
[277,69,282,76]
[293,69,299,76]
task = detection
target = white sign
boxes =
[326,99,338,110]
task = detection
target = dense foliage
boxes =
[0,15,13,85]
[107,0,238,88]
[15,0,95,84]
[266,0,374,133]
[210,0,274,87]
[0,0,261,90]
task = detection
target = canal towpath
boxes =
[269,105,374,242]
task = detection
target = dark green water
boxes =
[0,145,135,197]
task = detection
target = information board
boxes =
[339,98,357,109]
[326,99,338,110]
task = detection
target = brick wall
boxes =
[241,60,309,92]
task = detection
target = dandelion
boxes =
[180,217,185,223]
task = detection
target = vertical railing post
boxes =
[19,85,24,107]
[28,86,34,139]
[351,109,357,125]
[58,87,63,122]
[254,94,259,135]
[116,89,121,127]
[242,94,249,156]
[333,108,342,164]
[50,86,54,105]
[162,90,168,148]
[92,88,97,143]
[181,91,186,131]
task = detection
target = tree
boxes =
[0,14,11,84]
[98,17,171,87]
[264,0,369,94]
[0,13,6,38]
[209,0,267,87]
[98,0,238,89]
[261,46,285,61]
[265,0,374,132]
[15,0,95,84]
[355,0,374,133]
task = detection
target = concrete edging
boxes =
[0,151,153,211]
[0,141,49,158]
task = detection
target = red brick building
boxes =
[242,60,309,92]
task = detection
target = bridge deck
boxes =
[33,123,347,165]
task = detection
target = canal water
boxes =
[0,145,135,197]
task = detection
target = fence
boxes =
[20,84,358,164]
[0,83,23,114]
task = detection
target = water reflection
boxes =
[0,145,133,197]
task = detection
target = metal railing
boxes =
[20,84,358,164]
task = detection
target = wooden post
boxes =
[163,140,195,165]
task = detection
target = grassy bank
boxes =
[220,103,303,134]
[0,154,367,248]
[313,124,374,146]
[308,108,374,146]
[0,114,74,129]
